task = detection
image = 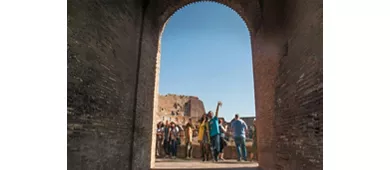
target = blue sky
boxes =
[159,2,255,120]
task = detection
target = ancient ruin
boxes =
[68,0,323,170]
[156,94,206,124]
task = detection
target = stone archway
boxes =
[67,0,322,169]
[133,1,285,169]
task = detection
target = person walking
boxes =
[198,114,211,161]
[230,114,249,161]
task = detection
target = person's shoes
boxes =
[202,158,205,162]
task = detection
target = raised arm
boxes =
[215,101,223,117]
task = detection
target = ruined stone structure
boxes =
[157,94,205,123]
[67,0,323,170]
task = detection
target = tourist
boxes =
[230,114,248,161]
[169,122,180,159]
[218,119,228,160]
[250,119,257,162]
[207,110,221,162]
[163,120,171,158]
[185,118,195,159]
[198,114,211,161]
[156,121,164,157]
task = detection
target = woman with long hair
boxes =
[156,121,164,157]
[198,114,211,161]
[163,120,171,158]
[218,119,228,160]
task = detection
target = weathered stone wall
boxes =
[156,94,206,136]
[67,0,144,169]
[273,0,323,169]
[157,94,206,122]
[188,96,206,119]
[67,0,323,170]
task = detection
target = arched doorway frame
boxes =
[132,1,285,169]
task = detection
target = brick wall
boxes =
[67,0,144,169]
[273,0,323,169]
[67,0,323,170]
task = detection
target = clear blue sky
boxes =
[159,2,255,120]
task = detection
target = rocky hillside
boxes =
[156,94,205,125]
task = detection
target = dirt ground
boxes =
[153,158,259,170]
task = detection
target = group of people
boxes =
[156,119,194,159]
[155,102,258,162]
[197,110,227,162]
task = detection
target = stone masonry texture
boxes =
[67,0,323,170]
[157,94,206,122]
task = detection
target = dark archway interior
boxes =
[67,0,323,170]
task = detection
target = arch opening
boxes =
[151,2,257,169]
[66,0,323,169]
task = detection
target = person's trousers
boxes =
[163,140,170,156]
[210,134,221,161]
[156,138,163,156]
[185,141,193,158]
[170,140,178,157]
[219,136,227,152]
[200,142,210,160]
[234,136,247,161]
